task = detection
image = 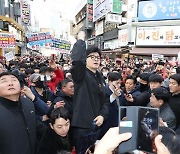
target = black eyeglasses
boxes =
[87,55,101,61]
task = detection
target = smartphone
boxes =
[137,108,159,153]
[118,107,159,154]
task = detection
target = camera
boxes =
[118,106,159,154]
[40,75,51,81]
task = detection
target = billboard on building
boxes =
[136,26,180,46]
[138,0,180,21]
[0,33,15,48]
[118,29,128,47]
[93,0,111,22]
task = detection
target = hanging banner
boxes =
[51,38,71,53]
[27,32,53,50]
[0,33,15,48]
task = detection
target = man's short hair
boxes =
[151,87,169,103]
[0,71,22,87]
[170,74,180,85]
[39,66,53,74]
[149,74,164,83]
[126,75,137,85]
[86,46,101,57]
[57,79,73,90]
[108,72,122,82]
[139,73,151,83]
[50,107,70,125]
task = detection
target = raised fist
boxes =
[77,31,85,41]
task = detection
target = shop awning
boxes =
[0,16,24,32]
[130,47,180,56]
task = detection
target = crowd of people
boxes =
[0,31,180,154]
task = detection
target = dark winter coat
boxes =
[168,93,180,129]
[0,96,37,154]
[160,103,176,130]
[37,127,72,154]
[70,40,109,129]
[53,90,73,118]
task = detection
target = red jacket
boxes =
[47,68,64,93]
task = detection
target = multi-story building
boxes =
[71,0,95,43]
[129,0,180,59]
[0,0,25,56]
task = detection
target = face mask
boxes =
[63,67,69,71]
[46,75,51,81]
[35,80,44,88]
[139,83,148,92]
[102,72,108,77]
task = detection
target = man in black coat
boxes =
[70,31,109,153]
[53,79,74,118]
[99,72,122,138]
[0,72,45,154]
[149,87,176,130]
[169,74,180,133]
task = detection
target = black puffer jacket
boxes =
[53,90,73,118]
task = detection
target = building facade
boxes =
[0,0,26,57]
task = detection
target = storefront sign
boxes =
[127,0,138,23]
[112,0,122,13]
[136,26,180,46]
[104,39,119,49]
[21,0,31,26]
[95,20,104,36]
[104,23,118,33]
[138,0,180,21]
[118,29,128,47]
[0,33,15,48]
[105,13,122,24]
[87,39,95,46]
[86,3,93,29]
[152,54,164,61]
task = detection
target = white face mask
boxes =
[63,66,69,71]
[103,72,108,77]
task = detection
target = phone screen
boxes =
[137,108,159,153]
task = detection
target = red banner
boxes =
[0,33,15,48]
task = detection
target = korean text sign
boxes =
[136,26,180,46]
[0,33,15,48]
[138,0,180,21]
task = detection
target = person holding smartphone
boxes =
[99,72,122,138]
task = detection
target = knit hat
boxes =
[86,45,101,57]
[29,73,40,82]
